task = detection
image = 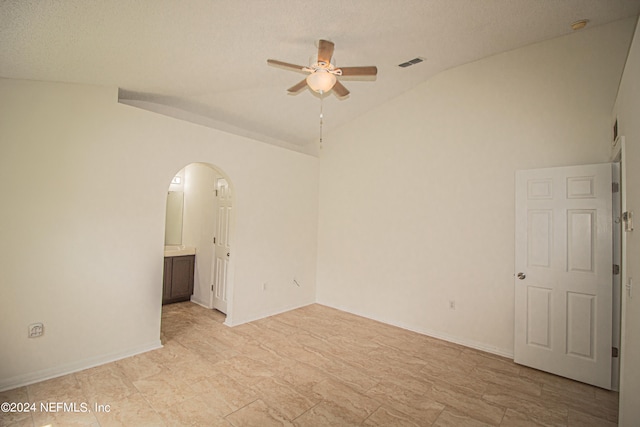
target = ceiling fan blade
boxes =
[337,66,378,76]
[267,59,308,72]
[287,79,308,93]
[317,39,335,65]
[332,80,350,98]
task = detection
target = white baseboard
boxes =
[408,325,514,359]
[0,340,162,392]
[319,302,514,359]
[224,299,316,327]
[190,296,212,309]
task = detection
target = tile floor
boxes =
[1,302,618,426]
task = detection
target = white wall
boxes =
[317,18,636,356]
[0,78,319,390]
[612,17,640,427]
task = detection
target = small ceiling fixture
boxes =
[571,19,589,31]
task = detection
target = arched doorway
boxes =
[163,162,235,319]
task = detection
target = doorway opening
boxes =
[162,162,235,322]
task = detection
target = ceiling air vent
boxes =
[398,57,424,68]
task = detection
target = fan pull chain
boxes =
[319,92,324,150]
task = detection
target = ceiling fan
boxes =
[267,39,377,98]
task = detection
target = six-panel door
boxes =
[514,163,613,389]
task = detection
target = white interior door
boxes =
[211,177,231,313]
[515,163,613,389]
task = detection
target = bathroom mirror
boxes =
[164,191,184,245]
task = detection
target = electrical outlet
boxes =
[28,323,44,338]
[449,300,456,310]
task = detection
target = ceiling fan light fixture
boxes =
[306,70,336,93]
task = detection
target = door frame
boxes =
[611,136,626,392]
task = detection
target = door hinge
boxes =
[612,182,619,193]
[213,237,216,244]
[613,264,620,275]
[612,347,619,358]
[211,285,214,291]
[215,189,218,197]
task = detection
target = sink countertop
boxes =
[164,246,196,257]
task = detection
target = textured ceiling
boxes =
[1,1,639,155]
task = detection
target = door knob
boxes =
[517,272,526,280]
[227,252,230,257]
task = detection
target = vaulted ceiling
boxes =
[1,1,639,155]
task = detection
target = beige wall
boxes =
[612,17,640,427]
[0,78,319,390]
[317,18,636,355]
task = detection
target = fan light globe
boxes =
[306,70,336,93]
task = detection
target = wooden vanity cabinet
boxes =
[162,255,195,305]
